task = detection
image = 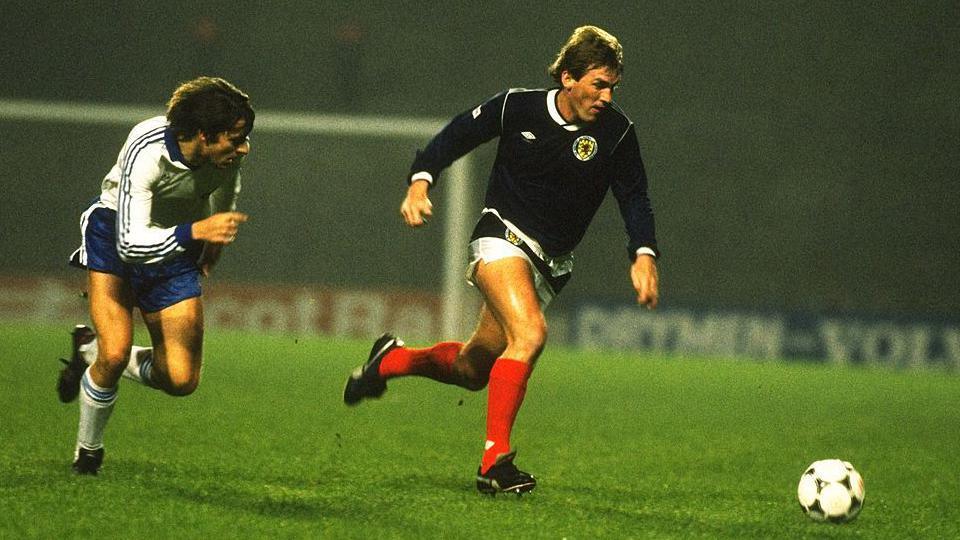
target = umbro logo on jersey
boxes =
[572,135,598,161]
[472,106,482,119]
[521,131,536,141]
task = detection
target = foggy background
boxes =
[1,1,957,321]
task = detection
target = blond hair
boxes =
[548,26,623,83]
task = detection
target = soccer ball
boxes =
[797,459,865,523]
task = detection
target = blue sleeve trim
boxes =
[174,223,194,247]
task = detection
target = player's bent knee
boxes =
[94,349,130,373]
[454,349,497,390]
[459,358,496,391]
[165,380,199,397]
[512,321,548,358]
[461,374,490,392]
[163,374,200,396]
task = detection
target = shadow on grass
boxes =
[119,459,341,521]
[8,453,538,531]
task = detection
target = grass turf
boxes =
[1,321,958,538]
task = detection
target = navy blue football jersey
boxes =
[410,88,658,259]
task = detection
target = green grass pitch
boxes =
[1,321,958,538]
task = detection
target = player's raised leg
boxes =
[59,326,159,400]
[449,302,508,390]
[343,302,508,404]
[343,333,404,405]
[141,297,205,397]
[57,324,97,403]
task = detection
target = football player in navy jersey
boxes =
[57,77,254,475]
[345,26,660,494]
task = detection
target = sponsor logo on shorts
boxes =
[573,135,598,161]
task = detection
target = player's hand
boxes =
[400,180,433,227]
[631,254,659,309]
[192,211,248,244]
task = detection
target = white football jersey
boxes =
[98,116,241,264]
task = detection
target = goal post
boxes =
[0,98,477,339]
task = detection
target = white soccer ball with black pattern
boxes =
[797,459,865,523]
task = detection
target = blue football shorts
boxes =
[69,202,202,313]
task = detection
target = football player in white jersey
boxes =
[344,26,660,494]
[58,77,255,475]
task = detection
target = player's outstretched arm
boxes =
[192,211,248,244]
[631,254,659,309]
[400,179,433,228]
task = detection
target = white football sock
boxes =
[79,337,97,365]
[76,367,117,453]
[122,346,156,387]
[82,340,155,387]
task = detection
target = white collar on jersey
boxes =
[547,88,582,132]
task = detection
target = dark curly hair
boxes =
[166,76,254,140]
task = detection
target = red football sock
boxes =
[378,341,462,383]
[481,358,532,473]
